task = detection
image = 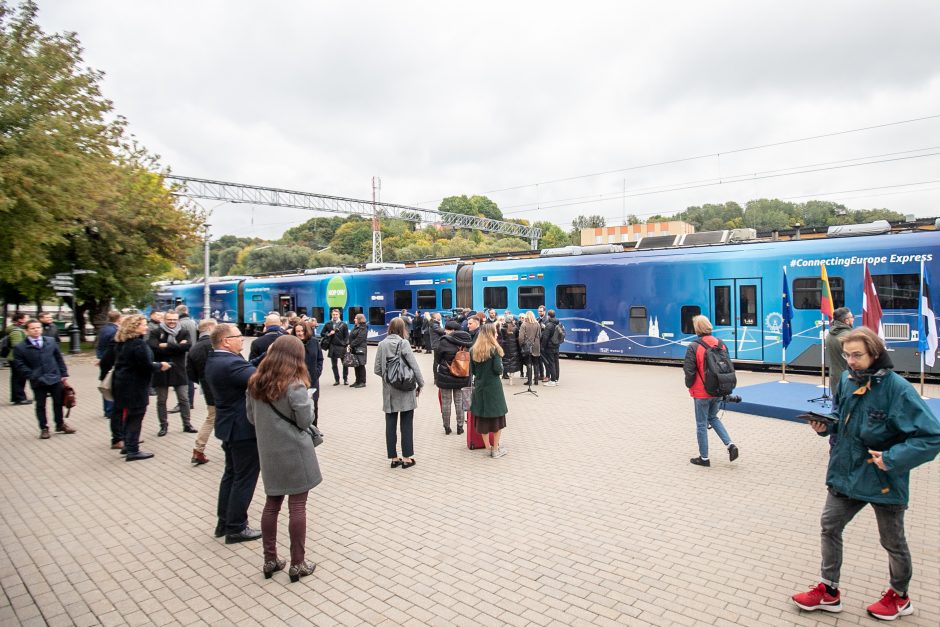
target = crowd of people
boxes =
[4,304,940,620]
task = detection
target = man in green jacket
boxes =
[792,327,940,621]
[5,312,30,404]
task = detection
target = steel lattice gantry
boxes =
[166,175,541,249]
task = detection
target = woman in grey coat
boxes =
[374,317,425,469]
[247,335,322,583]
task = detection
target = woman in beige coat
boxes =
[518,311,542,386]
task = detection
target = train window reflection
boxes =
[739,285,757,326]
[793,277,845,310]
[872,274,919,309]
[484,287,508,310]
[714,286,731,326]
[369,307,386,326]
[629,306,647,333]
[556,284,586,310]
[518,285,544,309]
[417,289,436,310]
[310,307,324,325]
[347,307,363,323]
[681,305,701,334]
[442,288,453,310]
[393,290,412,310]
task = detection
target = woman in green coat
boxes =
[470,323,509,458]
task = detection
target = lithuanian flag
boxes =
[820,263,834,320]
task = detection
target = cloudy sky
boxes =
[38,1,940,240]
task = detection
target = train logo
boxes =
[326,276,347,308]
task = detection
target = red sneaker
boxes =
[867,589,913,621]
[792,583,842,612]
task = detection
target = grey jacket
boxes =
[826,320,853,397]
[373,334,425,413]
[246,383,322,496]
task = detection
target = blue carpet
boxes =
[733,381,940,423]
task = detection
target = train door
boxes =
[709,278,763,360]
[277,294,295,316]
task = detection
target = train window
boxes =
[347,307,363,323]
[518,285,545,309]
[793,277,845,310]
[739,285,757,326]
[681,306,701,334]
[442,288,453,310]
[393,290,412,310]
[417,289,436,310]
[556,284,587,310]
[484,286,508,310]
[872,274,919,309]
[296,307,307,317]
[309,307,325,324]
[368,307,386,326]
[714,286,731,325]
[629,306,647,333]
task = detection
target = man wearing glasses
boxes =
[204,323,262,544]
[825,308,854,402]
[792,327,940,621]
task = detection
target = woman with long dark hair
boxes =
[289,320,323,426]
[374,317,424,468]
[247,335,322,582]
[100,315,170,461]
[470,323,509,458]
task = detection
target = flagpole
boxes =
[781,346,787,381]
[820,313,827,390]
[921,259,926,398]
[920,350,926,398]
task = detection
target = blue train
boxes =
[152,226,940,374]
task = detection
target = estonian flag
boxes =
[918,260,938,367]
[862,262,884,339]
[782,266,793,349]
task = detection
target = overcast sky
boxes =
[37,1,940,240]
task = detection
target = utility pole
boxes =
[371,176,382,263]
[203,223,211,320]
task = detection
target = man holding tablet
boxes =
[791,327,940,621]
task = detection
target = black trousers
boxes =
[121,410,143,453]
[32,382,64,430]
[109,406,125,445]
[217,439,261,534]
[543,348,559,382]
[353,364,366,385]
[330,357,349,383]
[9,366,28,402]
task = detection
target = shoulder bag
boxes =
[384,341,417,391]
[98,370,114,401]
[267,400,324,447]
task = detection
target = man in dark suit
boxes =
[12,319,76,439]
[204,323,261,544]
[248,313,285,361]
[322,308,350,385]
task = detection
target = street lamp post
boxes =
[203,223,211,320]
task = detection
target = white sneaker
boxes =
[544,381,557,387]
[493,446,507,458]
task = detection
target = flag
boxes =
[781,266,793,349]
[820,263,834,320]
[862,262,884,338]
[918,260,938,367]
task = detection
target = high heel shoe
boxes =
[263,558,286,579]
[288,560,316,582]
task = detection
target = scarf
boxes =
[846,350,894,394]
[159,321,180,338]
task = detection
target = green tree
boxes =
[329,220,373,258]
[534,221,570,248]
[281,216,347,249]
[439,194,503,220]
[743,199,801,232]
[571,214,607,230]
[238,245,312,274]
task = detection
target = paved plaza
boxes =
[0,348,938,626]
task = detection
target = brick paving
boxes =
[0,348,937,626]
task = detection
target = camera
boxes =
[720,394,742,403]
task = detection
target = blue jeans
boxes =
[694,398,732,458]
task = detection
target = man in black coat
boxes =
[433,321,473,435]
[12,319,75,439]
[148,310,195,436]
[248,313,285,361]
[204,323,261,544]
[322,308,350,385]
[542,310,561,386]
[37,311,61,345]
[187,319,217,465]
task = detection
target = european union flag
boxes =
[782,266,793,349]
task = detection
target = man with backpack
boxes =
[4,312,31,405]
[542,310,564,386]
[683,315,739,467]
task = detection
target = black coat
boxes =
[322,320,349,359]
[500,323,522,373]
[205,350,257,443]
[302,337,323,386]
[148,327,192,387]
[433,331,474,389]
[249,326,285,361]
[541,319,559,352]
[13,338,68,385]
[103,337,160,414]
[348,323,368,365]
[429,319,445,351]
[186,334,216,405]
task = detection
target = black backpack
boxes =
[694,337,736,397]
[551,322,566,346]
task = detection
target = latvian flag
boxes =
[862,262,884,339]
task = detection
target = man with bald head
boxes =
[248,312,286,361]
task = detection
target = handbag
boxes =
[342,350,357,368]
[319,334,332,351]
[384,341,417,391]
[62,381,77,417]
[98,370,114,401]
[267,401,323,447]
